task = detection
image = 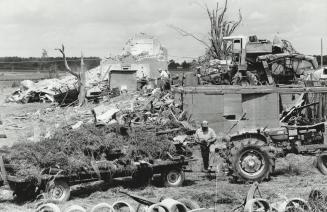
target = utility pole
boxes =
[321,38,324,67]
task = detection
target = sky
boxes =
[0,0,326,61]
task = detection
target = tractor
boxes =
[221,122,327,182]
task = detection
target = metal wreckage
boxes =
[176,35,327,184]
[198,35,318,86]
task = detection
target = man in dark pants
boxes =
[195,120,217,172]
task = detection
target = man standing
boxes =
[158,69,170,90]
[195,120,217,172]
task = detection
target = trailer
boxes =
[0,155,193,202]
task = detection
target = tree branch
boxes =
[168,25,210,48]
[55,44,79,78]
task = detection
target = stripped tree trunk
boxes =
[55,44,86,106]
[78,52,86,106]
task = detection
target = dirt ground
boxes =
[1,87,327,212]
[0,160,326,212]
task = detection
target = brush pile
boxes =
[3,89,195,180]
[4,121,186,178]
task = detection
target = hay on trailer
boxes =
[4,121,185,178]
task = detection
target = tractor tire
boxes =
[231,140,273,182]
[162,169,185,187]
[316,152,327,175]
[46,180,71,202]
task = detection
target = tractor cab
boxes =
[223,35,248,71]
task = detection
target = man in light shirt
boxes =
[195,120,217,172]
[158,69,170,90]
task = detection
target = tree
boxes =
[168,59,180,69]
[55,44,86,106]
[171,0,242,59]
[181,61,190,69]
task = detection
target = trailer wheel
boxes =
[316,153,327,175]
[162,169,185,187]
[46,180,70,202]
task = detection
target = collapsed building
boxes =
[102,33,168,90]
[6,33,168,104]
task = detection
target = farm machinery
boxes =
[201,35,318,86]
[219,121,327,183]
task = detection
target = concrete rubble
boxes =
[6,33,168,104]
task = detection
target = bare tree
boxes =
[55,44,86,106]
[170,0,242,59]
[207,0,242,59]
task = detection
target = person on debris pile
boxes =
[158,69,170,91]
[195,120,217,172]
[196,66,202,85]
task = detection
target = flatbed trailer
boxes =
[0,156,194,202]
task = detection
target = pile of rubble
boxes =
[191,35,319,86]
[4,88,196,178]
[5,63,112,104]
[6,32,168,104]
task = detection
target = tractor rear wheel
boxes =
[231,140,273,182]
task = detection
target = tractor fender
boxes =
[229,132,268,146]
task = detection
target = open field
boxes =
[0,71,69,86]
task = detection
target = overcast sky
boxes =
[0,0,326,61]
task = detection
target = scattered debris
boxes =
[193,35,319,86]
[6,33,168,105]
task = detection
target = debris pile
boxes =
[5,64,112,104]
[6,33,168,104]
[3,89,195,179]
[308,189,327,211]
[280,92,327,125]
[192,35,318,86]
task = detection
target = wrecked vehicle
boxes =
[198,35,318,86]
